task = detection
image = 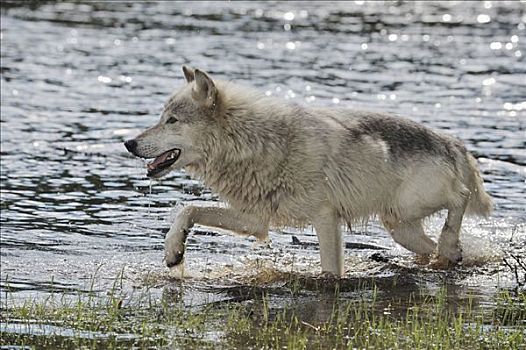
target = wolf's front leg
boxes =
[164,206,269,268]
[164,208,193,267]
[312,207,344,277]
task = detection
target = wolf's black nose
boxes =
[124,139,137,153]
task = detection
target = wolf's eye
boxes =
[166,117,178,124]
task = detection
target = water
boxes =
[1,1,525,309]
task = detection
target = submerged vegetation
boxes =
[1,274,525,350]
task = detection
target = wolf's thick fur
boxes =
[125,67,492,276]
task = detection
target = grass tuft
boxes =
[1,275,524,349]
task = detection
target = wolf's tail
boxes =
[465,154,493,217]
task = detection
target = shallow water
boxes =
[1,0,525,316]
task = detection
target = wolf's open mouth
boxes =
[147,148,181,177]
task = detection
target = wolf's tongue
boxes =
[148,152,170,170]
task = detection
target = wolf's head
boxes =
[124,66,220,178]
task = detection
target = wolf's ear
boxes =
[182,66,195,83]
[192,69,217,108]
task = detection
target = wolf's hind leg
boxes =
[382,218,437,257]
[437,200,468,263]
[312,207,344,277]
[165,206,269,268]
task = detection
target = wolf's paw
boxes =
[164,227,189,268]
[437,245,463,265]
[429,253,462,269]
[164,250,185,268]
[429,255,454,269]
[414,254,431,265]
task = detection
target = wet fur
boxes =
[125,67,493,276]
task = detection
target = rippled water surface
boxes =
[1,1,525,310]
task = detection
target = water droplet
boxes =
[435,103,441,108]
[165,38,176,45]
[442,14,452,22]
[389,94,396,100]
[422,35,430,42]
[505,42,513,50]
[283,11,294,21]
[489,42,502,50]
[257,42,265,49]
[332,97,340,104]
[114,39,121,46]
[119,75,132,83]
[388,34,398,41]
[361,43,368,50]
[305,85,311,91]
[515,50,522,58]
[503,102,526,111]
[283,23,291,31]
[285,41,296,50]
[12,89,18,96]
[477,14,491,24]
[148,180,153,215]
[511,35,519,43]
[98,75,112,84]
[482,77,495,86]
[484,1,492,9]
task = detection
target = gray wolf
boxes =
[124,66,493,277]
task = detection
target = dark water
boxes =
[1,1,525,311]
